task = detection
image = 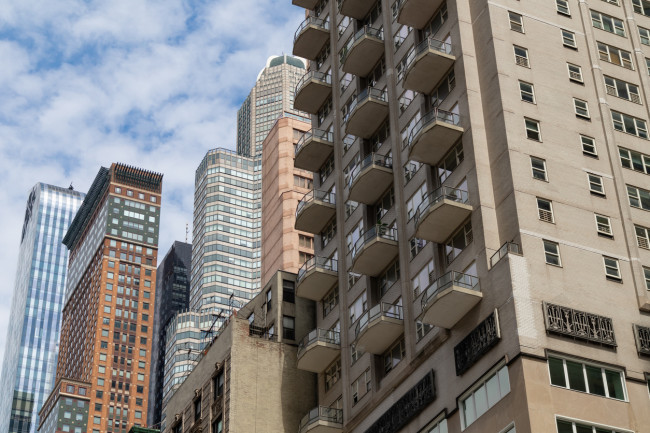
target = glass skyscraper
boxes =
[0,183,84,433]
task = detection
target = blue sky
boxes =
[0,0,305,366]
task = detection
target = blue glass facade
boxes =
[0,183,85,433]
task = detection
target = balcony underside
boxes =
[295,201,335,234]
[294,80,332,114]
[294,137,333,172]
[339,0,376,19]
[421,285,482,329]
[293,25,330,60]
[301,421,343,433]
[356,317,404,354]
[397,0,445,29]
[297,343,340,373]
[345,99,388,138]
[351,238,398,277]
[416,200,472,244]
[408,121,463,165]
[348,165,393,204]
[296,268,338,301]
[403,50,455,94]
[292,0,320,10]
[342,36,384,77]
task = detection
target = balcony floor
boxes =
[294,138,333,172]
[409,121,463,165]
[348,165,393,204]
[416,199,472,244]
[293,25,330,60]
[297,342,340,373]
[295,201,335,234]
[342,36,384,77]
[346,99,388,138]
[403,49,455,94]
[296,268,338,301]
[397,0,445,29]
[351,237,398,277]
[356,317,404,354]
[421,285,482,329]
[294,79,332,114]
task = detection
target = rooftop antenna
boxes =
[185,223,189,243]
[68,183,74,190]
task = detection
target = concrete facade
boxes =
[290,0,650,432]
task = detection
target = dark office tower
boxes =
[39,163,163,433]
[0,184,85,433]
[147,241,191,428]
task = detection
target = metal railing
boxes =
[296,190,335,218]
[297,329,341,358]
[295,71,332,95]
[421,271,480,310]
[297,256,338,283]
[299,407,343,432]
[294,16,330,42]
[407,108,461,148]
[351,225,398,260]
[343,87,387,124]
[347,152,392,189]
[295,129,333,157]
[414,186,469,226]
[405,36,453,73]
[489,242,522,268]
[339,26,383,63]
[515,55,529,68]
[355,303,403,339]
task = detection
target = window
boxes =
[416,321,433,341]
[643,267,650,290]
[548,356,626,400]
[562,29,577,48]
[194,396,201,421]
[604,76,641,103]
[514,45,529,67]
[283,280,295,304]
[531,157,548,181]
[266,290,272,311]
[325,359,341,391]
[445,221,473,263]
[351,369,371,405]
[283,315,295,340]
[378,260,400,296]
[556,418,629,433]
[556,0,570,15]
[509,11,524,32]
[544,240,561,266]
[646,58,650,75]
[213,371,224,398]
[298,234,314,248]
[461,364,510,429]
[595,214,613,237]
[573,98,590,119]
[580,135,597,157]
[634,0,650,16]
[519,81,535,103]
[537,198,554,223]
[212,416,223,433]
[604,256,622,280]
[383,339,406,374]
[635,225,650,249]
[603,0,619,5]
[639,26,650,45]
[619,147,650,174]
[349,292,367,325]
[588,173,605,196]
[598,42,633,69]
[567,63,583,83]
[407,183,427,220]
[323,288,339,317]
[591,11,626,36]
[525,118,541,141]
[438,142,464,184]
[627,184,650,210]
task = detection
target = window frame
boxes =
[519,81,536,103]
[567,63,583,83]
[509,11,524,33]
[525,118,541,141]
[548,355,628,401]
[514,45,530,68]
[627,184,650,210]
[556,0,571,15]
[544,240,562,266]
[588,173,605,196]
[639,26,650,45]
[591,10,626,37]
[460,363,511,429]
[537,197,555,223]
[595,214,613,237]
[603,256,622,280]
[531,156,548,181]
[598,41,634,70]
[580,135,597,157]
[562,29,577,48]
[635,224,650,249]
[573,98,590,119]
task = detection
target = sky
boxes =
[0,0,305,368]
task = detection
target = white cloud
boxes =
[0,0,305,368]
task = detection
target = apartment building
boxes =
[290,0,650,432]
[39,163,163,433]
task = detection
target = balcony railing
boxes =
[355,303,403,339]
[352,225,397,261]
[297,329,341,358]
[299,407,343,433]
[414,187,468,226]
[489,242,522,268]
[407,108,460,148]
[633,324,650,356]
[339,26,383,63]
[422,271,479,309]
[296,190,335,217]
[348,153,392,190]
[406,36,452,69]
[295,71,332,95]
[294,16,329,42]
[344,87,387,124]
[454,310,501,375]
[295,129,333,157]
[298,256,338,283]
[543,302,616,347]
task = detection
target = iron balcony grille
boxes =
[421,271,480,310]
[454,310,500,375]
[296,189,336,218]
[294,16,330,42]
[633,324,650,356]
[414,186,469,226]
[339,26,383,63]
[297,329,341,358]
[489,242,522,268]
[299,406,343,432]
[295,129,333,157]
[297,256,338,283]
[351,224,398,261]
[543,302,616,347]
[355,303,403,340]
[347,152,392,190]
[343,87,388,124]
[406,108,461,148]
[295,71,332,95]
[515,55,529,67]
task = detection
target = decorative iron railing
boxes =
[454,310,501,375]
[543,302,616,347]
[633,324,650,356]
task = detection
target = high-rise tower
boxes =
[39,163,163,433]
[0,184,84,433]
[290,0,650,432]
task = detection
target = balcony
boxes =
[420,271,482,329]
[414,187,472,244]
[296,257,338,301]
[295,190,336,234]
[299,407,343,433]
[347,154,393,204]
[344,87,388,138]
[407,108,463,166]
[355,303,404,354]
[339,0,376,19]
[294,129,334,172]
[340,26,384,76]
[293,17,330,60]
[396,0,445,29]
[294,71,332,114]
[351,225,398,277]
[292,0,320,10]
[403,37,455,94]
[297,329,341,373]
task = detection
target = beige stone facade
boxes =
[290,0,650,432]
[261,116,315,286]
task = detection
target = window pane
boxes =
[463,396,476,426]
[485,374,501,406]
[549,357,566,387]
[566,360,586,392]
[498,366,510,395]
[605,369,625,400]
[556,420,573,433]
[585,365,606,396]
[474,385,489,418]
[575,424,593,433]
